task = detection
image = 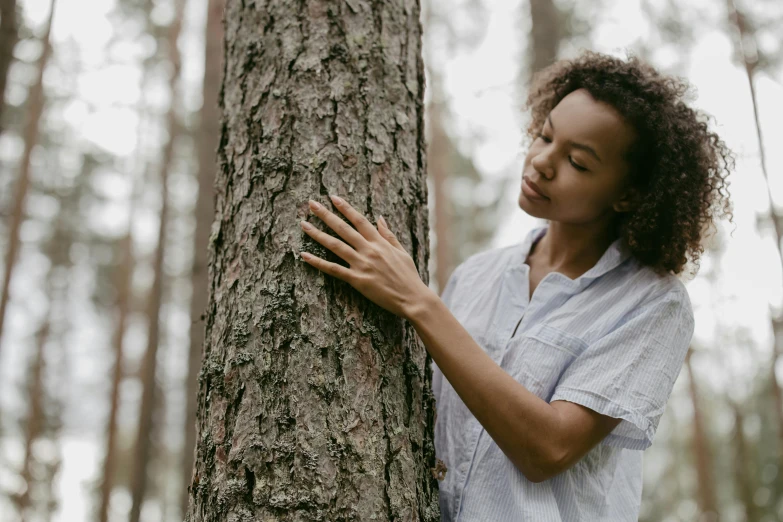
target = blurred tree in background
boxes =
[0,0,781,521]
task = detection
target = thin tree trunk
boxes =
[730,401,757,522]
[96,222,133,522]
[181,0,224,517]
[422,4,452,295]
[528,0,561,78]
[186,0,436,520]
[17,165,74,521]
[151,378,170,521]
[17,305,50,521]
[0,0,17,130]
[0,0,55,364]
[725,0,783,466]
[428,97,453,294]
[684,349,719,518]
[17,249,67,521]
[128,0,186,519]
[96,37,153,522]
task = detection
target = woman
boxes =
[299,50,733,521]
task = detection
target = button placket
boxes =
[501,270,552,366]
[460,264,534,505]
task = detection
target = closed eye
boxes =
[536,133,589,172]
[569,158,587,171]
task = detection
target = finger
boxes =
[300,220,359,264]
[329,194,383,243]
[300,252,354,283]
[378,215,406,253]
[309,199,367,251]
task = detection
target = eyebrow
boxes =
[546,114,603,163]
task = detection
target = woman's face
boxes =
[519,88,637,226]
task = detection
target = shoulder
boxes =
[449,243,520,284]
[623,258,694,319]
[560,256,694,343]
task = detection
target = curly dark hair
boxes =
[523,50,734,277]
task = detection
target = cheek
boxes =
[555,179,613,213]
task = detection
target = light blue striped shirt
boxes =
[432,224,695,521]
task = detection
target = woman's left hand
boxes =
[299,194,432,319]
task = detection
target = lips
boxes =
[523,177,549,199]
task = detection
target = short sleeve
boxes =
[549,290,695,450]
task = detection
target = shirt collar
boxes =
[516,223,633,286]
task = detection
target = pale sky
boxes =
[2,0,782,520]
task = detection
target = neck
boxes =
[533,220,618,274]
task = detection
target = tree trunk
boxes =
[0,0,55,364]
[185,1,436,520]
[421,4,452,295]
[181,0,224,518]
[684,349,719,518]
[97,225,133,522]
[16,304,50,521]
[528,0,561,78]
[128,0,186,519]
[16,146,73,522]
[730,401,757,522]
[0,0,17,131]
[725,0,783,468]
[427,96,453,294]
[97,19,154,521]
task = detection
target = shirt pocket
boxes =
[503,323,588,401]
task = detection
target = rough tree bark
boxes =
[185,0,438,521]
[181,0,224,518]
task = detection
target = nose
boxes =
[530,148,554,180]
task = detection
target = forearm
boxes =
[406,289,563,482]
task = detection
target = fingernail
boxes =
[300,220,313,230]
[309,200,322,211]
[301,252,312,261]
[329,194,343,205]
[379,215,387,227]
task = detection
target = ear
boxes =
[612,187,638,213]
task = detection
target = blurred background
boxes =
[0,0,781,520]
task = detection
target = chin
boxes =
[518,190,550,219]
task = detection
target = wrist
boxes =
[404,283,440,323]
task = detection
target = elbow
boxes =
[517,444,569,484]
